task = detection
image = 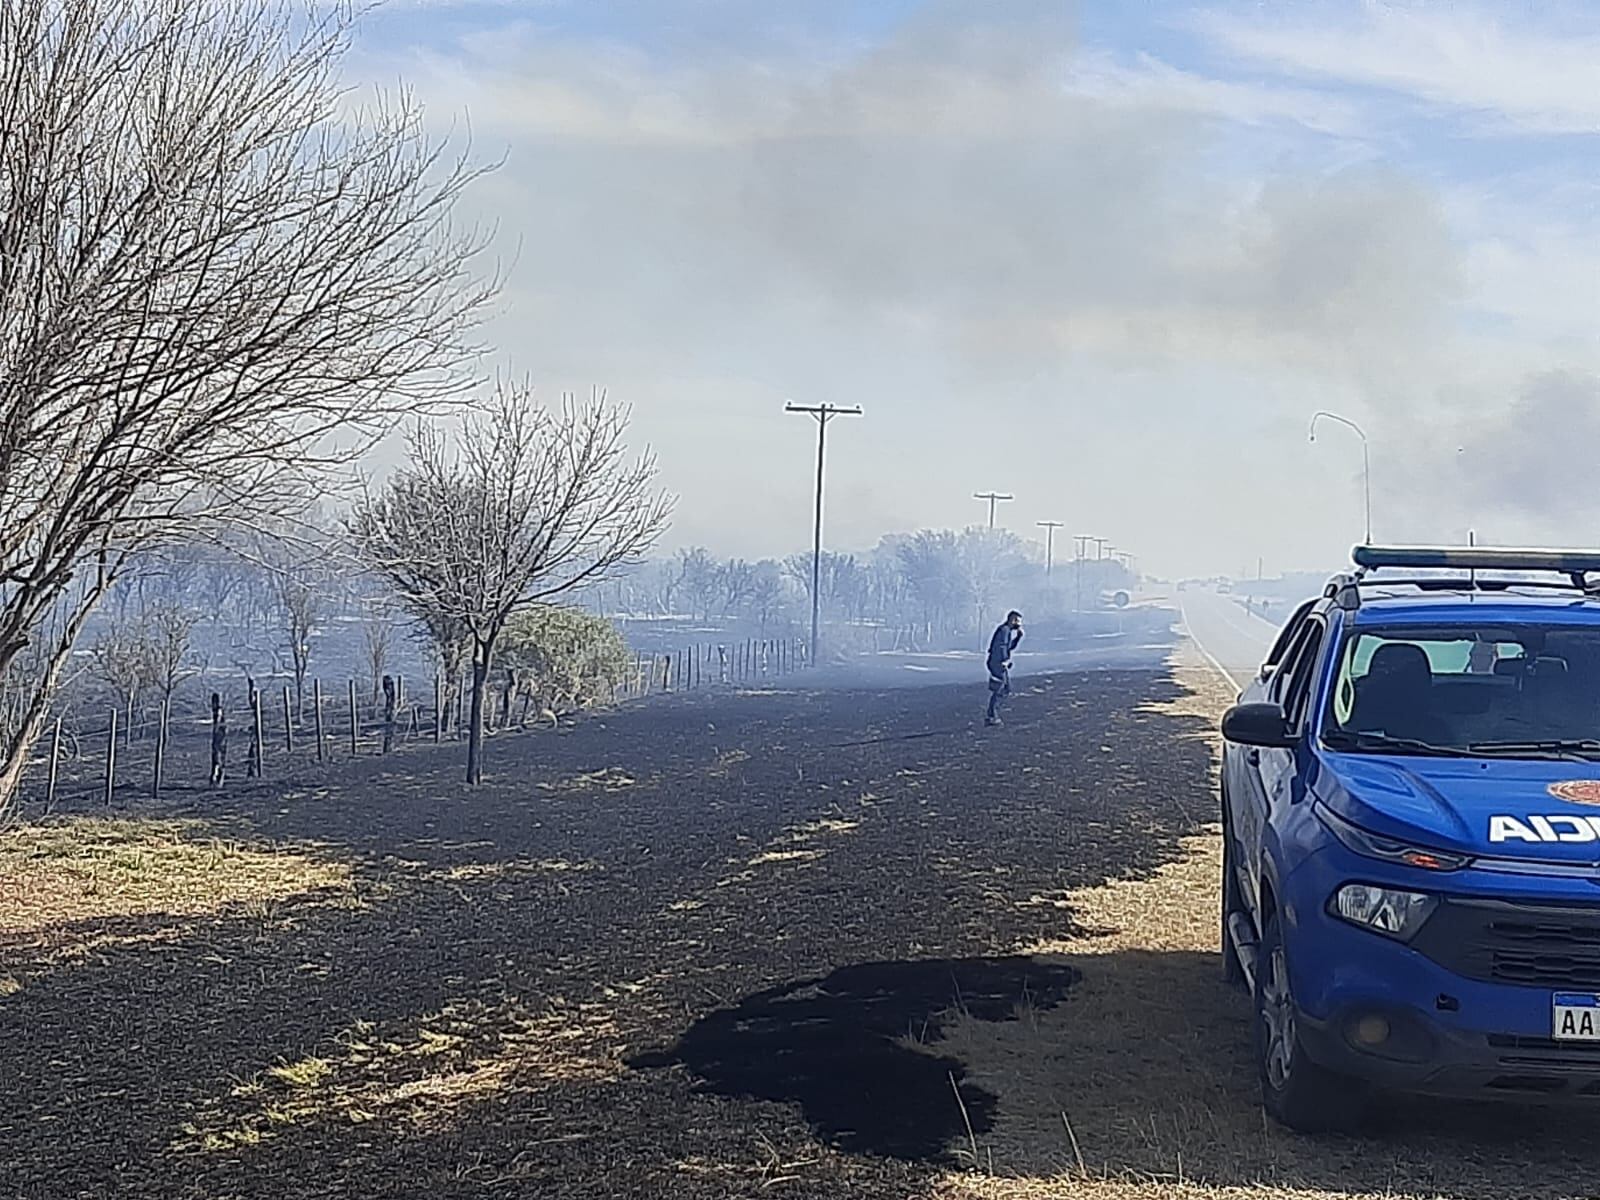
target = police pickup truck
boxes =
[1221,546,1600,1131]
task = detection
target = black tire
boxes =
[1254,911,1366,1133]
[1220,787,1247,990]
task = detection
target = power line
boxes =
[785,402,862,663]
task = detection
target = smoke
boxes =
[1449,370,1600,526]
[350,1,1583,572]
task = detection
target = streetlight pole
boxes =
[1036,520,1064,580]
[974,491,1013,529]
[1309,411,1372,544]
[786,402,862,664]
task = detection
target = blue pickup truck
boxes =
[1221,546,1600,1131]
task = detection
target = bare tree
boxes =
[351,385,672,784]
[676,548,720,620]
[359,599,396,703]
[0,0,495,812]
[91,619,155,730]
[749,560,791,630]
[144,604,199,705]
[416,608,472,730]
[275,571,320,724]
[717,558,757,619]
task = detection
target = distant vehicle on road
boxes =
[1220,545,1600,1131]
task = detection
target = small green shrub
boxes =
[495,607,630,723]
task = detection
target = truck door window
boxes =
[1265,599,1316,669]
[1283,621,1327,730]
[1269,622,1316,707]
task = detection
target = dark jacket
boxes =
[987,623,1021,675]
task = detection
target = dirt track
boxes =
[7,641,1600,1200]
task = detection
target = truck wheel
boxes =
[1254,911,1365,1133]
[1220,795,1246,990]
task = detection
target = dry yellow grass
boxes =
[172,997,619,1155]
[0,816,351,936]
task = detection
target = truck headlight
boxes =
[1333,884,1437,941]
[1315,801,1473,871]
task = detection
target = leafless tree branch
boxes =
[0,0,497,810]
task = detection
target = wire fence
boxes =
[30,635,810,810]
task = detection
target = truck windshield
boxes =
[1322,624,1600,756]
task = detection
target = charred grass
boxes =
[6,644,1596,1199]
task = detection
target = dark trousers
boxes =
[986,668,1010,720]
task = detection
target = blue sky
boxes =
[347,1,1600,576]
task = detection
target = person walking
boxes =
[985,610,1023,726]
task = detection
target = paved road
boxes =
[809,632,1179,691]
[1178,589,1281,691]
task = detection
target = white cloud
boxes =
[1063,48,1367,138]
[1196,3,1600,135]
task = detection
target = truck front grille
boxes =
[1411,898,1600,988]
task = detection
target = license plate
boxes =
[1553,993,1600,1041]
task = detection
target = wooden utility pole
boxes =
[1037,520,1064,579]
[974,491,1014,529]
[785,401,862,665]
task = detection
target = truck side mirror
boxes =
[1222,702,1294,748]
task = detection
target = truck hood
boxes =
[1319,753,1600,861]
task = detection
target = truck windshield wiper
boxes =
[1469,738,1600,760]
[1323,730,1474,757]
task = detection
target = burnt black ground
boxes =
[628,956,1081,1161]
[1,635,1220,1199]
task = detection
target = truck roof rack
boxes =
[1352,546,1600,575]
[1327,545,1600,610]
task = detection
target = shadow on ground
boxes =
[629,956,1080,1161]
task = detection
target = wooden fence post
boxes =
[210,693,227,787]
[382,675,396,754]
[252,688,265,777]
[433,674,442,743]
[246,678,261,778]
[282,687,294,753]
[152,699,169,799]
[348,678,359,755]
[313,679,326,762]
[104,709,117,806]
[46,716,61,810]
